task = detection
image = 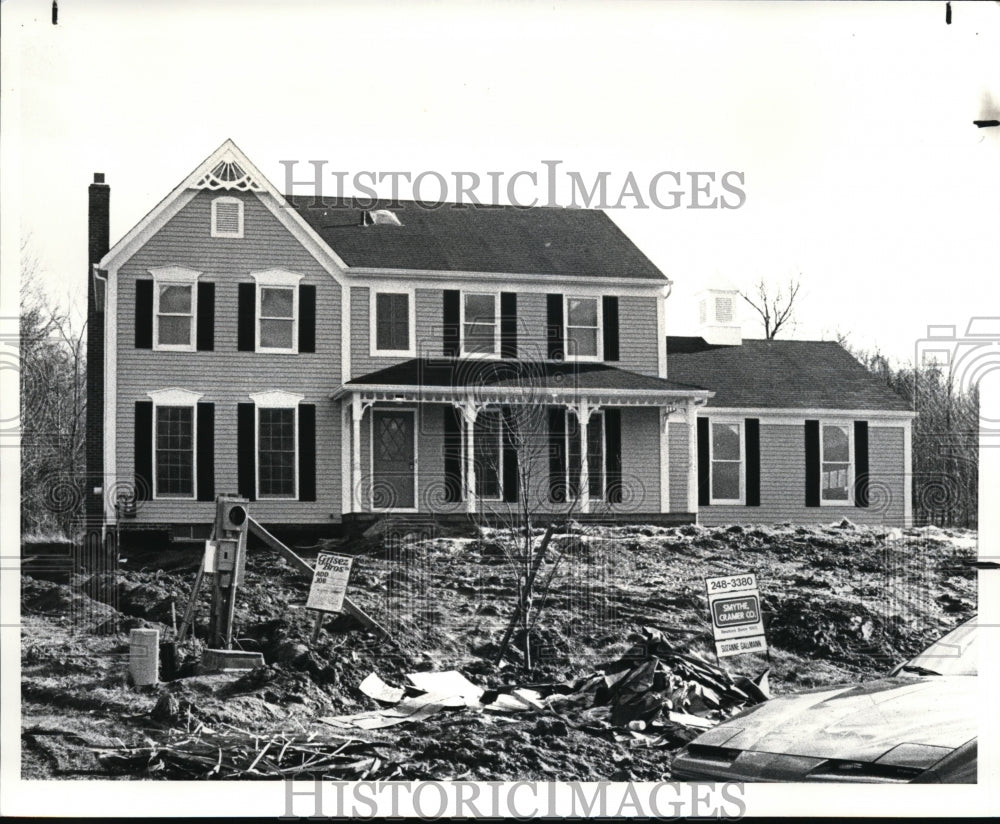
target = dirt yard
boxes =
[20,520,977,780]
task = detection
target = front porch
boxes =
[333,358,713,522]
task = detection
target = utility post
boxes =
[208,496,249,649]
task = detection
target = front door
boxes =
[371,409,416,509]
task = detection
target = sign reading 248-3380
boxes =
[704,572,768,658]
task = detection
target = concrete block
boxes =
[129,628,160,686]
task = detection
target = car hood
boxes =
[697,675,976,763]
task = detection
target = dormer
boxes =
[696,274,742,346]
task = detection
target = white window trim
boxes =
[370,288,416,357]
[474,408,505,502]
[564,409,607,501]
[563,295,603,362]
[150,266,202,352]
[708,418,745,505]
[250,390,304,501]
[147,388,203,501]
[460,290,501,358]
[819,419,855,506]
[369,406,419,513]
[252,269,303,354]
[211,195,244,238]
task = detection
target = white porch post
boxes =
[686,401,699,516]
[577,400,591,514]
[341,402,352,515]
[660,407,671,513]
[460,400,480,514]
[351,394,363,513]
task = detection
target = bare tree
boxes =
[471,401,611,671]
[740,276,802,339]
[20,246,88,538]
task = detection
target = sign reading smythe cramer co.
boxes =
[704,572,767,658]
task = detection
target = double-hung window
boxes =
[462,292,498,356]
[250,391,304,499]
[710,421,744,504]
[821,422,852,503]
[474,409,504,500]
[151,266,201,351]
[565,296,601,359]
[253,270,302,353]
[372,290,414,355]
[147,388,203,499]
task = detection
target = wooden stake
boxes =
[310,612,324,644]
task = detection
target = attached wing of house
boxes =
[84,139,913,545]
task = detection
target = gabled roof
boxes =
[667,337,913,412]
[348,358,708,394]
[98,139,349,277]
[288,197,668,280]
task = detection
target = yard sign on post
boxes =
[705,571,768,659]
[306,552,354,642]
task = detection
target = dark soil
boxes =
[20,520,977,780]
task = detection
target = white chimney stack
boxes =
[696,274,742,346]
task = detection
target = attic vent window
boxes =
[362,209,402,227]
[715,296,733,324]
[211,196,244,238]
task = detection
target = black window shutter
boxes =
[196,282,215,351]
[854,420,870,508]
[298,403,316,501]
[196,402,215,501]
[443,405,463,502]
[443,290,461,357]
[602,296,619,362]
[604,408,622,504]
[500,292,518,359]
[299,285,316,353]
[237,283,256,351]
[548,406,566,502]
[697,417,710,507]
[134,401,153,500]
[546,294,564,360]
[502,406,519,502]
[745,418,760,507]
[135,280,153,349]
[237,403,256,500]
[805,419,820,507]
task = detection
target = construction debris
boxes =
[95,724,389,780]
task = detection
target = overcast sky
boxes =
[2,0,998,364]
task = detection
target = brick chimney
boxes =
[85,173,110,528]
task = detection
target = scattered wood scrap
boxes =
[94,725,390,780]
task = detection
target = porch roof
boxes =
[335,358,712,405]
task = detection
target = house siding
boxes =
[620,407,661,513]
[616,295,660,376]
[697,422,906,526]
[669,421,690,513]
[116,190,343,525]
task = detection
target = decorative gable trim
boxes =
[195,159,264,192]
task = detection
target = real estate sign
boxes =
[705,572,768,658]
[306,553,354,613]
